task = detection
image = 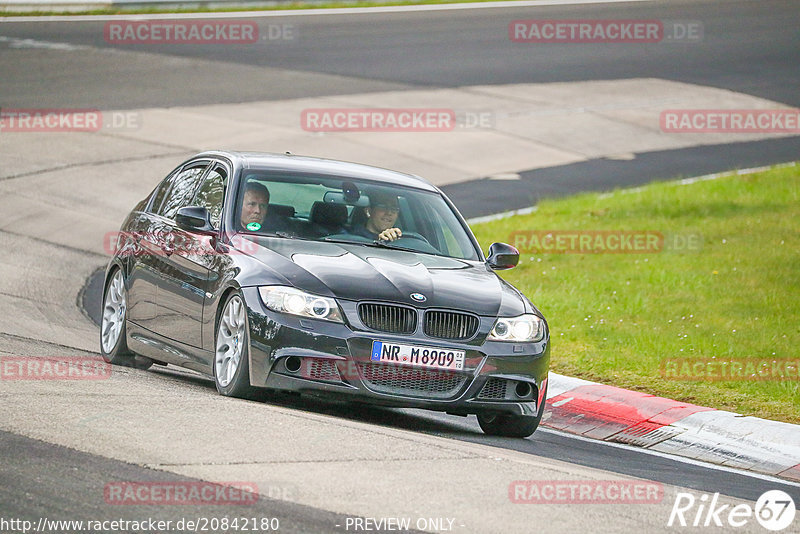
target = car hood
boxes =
[237,236,529,317]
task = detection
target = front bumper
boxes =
[242,287,550,417]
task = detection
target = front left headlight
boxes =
[258,286,343,323]
[487,314,545,342]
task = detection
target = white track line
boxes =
[538,427,800,490]
[1,0,654,22]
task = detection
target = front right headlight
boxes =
[487,314,545,342]
[258,286,343,323]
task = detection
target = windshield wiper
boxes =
[323,236,451,258]
[322,237,365,245]
[322,236,423,254]
[322,236,412,251]
[256,231,295,239]
[367,240,419,253]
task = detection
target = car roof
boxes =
[195,150,439,193]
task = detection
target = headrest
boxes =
[310,201,348,227]
[268,203,295,218]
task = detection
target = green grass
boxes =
[0,0,527,17]
[470,164,800,424]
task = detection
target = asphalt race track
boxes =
[2,0,799,108]
[1,0,799,532]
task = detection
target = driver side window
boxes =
[158,163,209,220]
[192,166,227,228]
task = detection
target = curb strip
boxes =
[544,372,800,483]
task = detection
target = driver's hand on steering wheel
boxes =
[378,227,402,241]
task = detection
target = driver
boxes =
[351,191,402,241]
[240,181,292,233]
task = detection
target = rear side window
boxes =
[158,164,208,219]
[192,166,227,228]
[148,170,176,215]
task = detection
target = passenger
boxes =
[351,191,403,242]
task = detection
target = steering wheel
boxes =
[397,231,430,244]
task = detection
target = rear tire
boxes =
[477,382,547,438]
[213,292,265,401]
[100,268,153,370]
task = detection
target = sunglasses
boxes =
[372,204,400,213]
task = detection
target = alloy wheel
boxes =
[215,295,246,387]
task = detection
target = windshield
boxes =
[234,171,480,261]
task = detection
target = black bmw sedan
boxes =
[101,151,550,437]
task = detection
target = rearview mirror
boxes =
[486,242,519,270]
[176,206,215,234]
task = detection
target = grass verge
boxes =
[471,164,800,424]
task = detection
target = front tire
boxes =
[100,268,152,370]
[213,292,264,401]
[477,383,547,438]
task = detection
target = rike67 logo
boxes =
[668,490,796,531]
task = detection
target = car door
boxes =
[187,162,230,365]
[126,165,182,333]
[155,161,229,355]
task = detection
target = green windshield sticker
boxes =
[246,222,262,231]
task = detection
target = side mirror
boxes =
[176,206,215,234]
[486,242,519,270]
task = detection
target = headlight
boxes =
[258,286,343,323]
[488,314,545,342]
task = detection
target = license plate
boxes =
[370,341,465,371]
